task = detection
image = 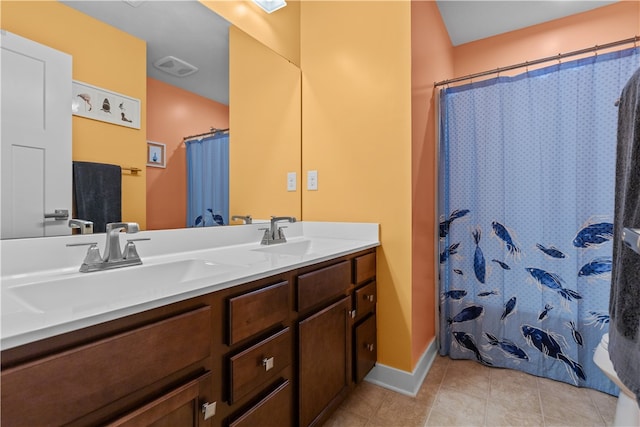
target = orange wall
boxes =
[454,2,639,80]
[410,1,454,366]
[301,1,413,371]
[3,1,147,228]
[146,78,229,230]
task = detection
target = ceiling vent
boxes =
[152,56,198,77]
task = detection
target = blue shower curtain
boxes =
[438,47,640,395]
[186,133,229,227]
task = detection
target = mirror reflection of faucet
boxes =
[231,215,253,224]
[66,222,150,272]
[260,216,296,245]
[68,219,94,235]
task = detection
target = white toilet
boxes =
[593,333,640,427]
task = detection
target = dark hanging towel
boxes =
[609,65,640,405]
[72,161,122,233]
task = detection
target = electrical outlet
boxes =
[307,170,318,191]
[287,172,296,191]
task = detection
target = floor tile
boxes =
[323,409,369,427]
[339,382,390,420]
[537,378,603,425]
[440,359,491,398]
[374,392,430,427]
[323,357,620,427]
[424,387,487,426]
[585,388,618,426]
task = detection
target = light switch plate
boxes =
[307,170,318,191]
[287,172,296,191]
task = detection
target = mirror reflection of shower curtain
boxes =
[186,133,229,227]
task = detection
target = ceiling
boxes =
[62,0,231,105]
[436,0,619,46]
[62,1,619,103]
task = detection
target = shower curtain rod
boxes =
[434,35,639,87]
[183,127,229,142]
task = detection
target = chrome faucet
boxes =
[104,222,139,262]
[231,215,253,224]
[260,216,296,245]
[67,222,149,272]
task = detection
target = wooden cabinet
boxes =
[108,372,213,427]
[299,297,351,427]
[1,304,214,426]
[221,278,293,427]
[227,280,289,345]
[352,253,377,384]
[1,248,376,427]
[228,381,292,427]
[354,313,377,383]
[296,261,350,312]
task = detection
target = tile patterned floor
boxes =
[323,355,618,427]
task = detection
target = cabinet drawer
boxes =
[297,261,350,312]
[354,252,376,285]
[229,328,291,403]
[107,371,212,427]
[355,314,377,383]
[354,281,376,320]
[228,281,289,345]
[1,306,211,426]
[229,380,292,427]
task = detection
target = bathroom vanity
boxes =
[0,222,379,426]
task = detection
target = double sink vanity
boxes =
[1,221,379,426]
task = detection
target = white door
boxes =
[1,30,72,239]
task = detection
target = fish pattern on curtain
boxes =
[186,133,229,227]
[438,47,640,395]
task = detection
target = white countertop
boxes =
[0,221,379,350]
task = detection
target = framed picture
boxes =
[147,141,166,168]
[72,80,141,129]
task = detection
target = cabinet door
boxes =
[107,372,213,427]
[354,314,377,383]
[298,297,350,427]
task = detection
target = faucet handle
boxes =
[67,242,102,271]
[123,238,150,261]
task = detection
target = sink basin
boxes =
[7,259,238,313]
[251,239,319,257]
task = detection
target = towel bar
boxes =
[122,167,141,176]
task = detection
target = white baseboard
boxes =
[364,338,438,397]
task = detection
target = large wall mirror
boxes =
[1,0,301,239]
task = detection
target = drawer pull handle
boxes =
[364,294,375,302]
[262,356,275,371]
[202,401,216,420]
[350,310,357,319]
[365,343,375,352]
